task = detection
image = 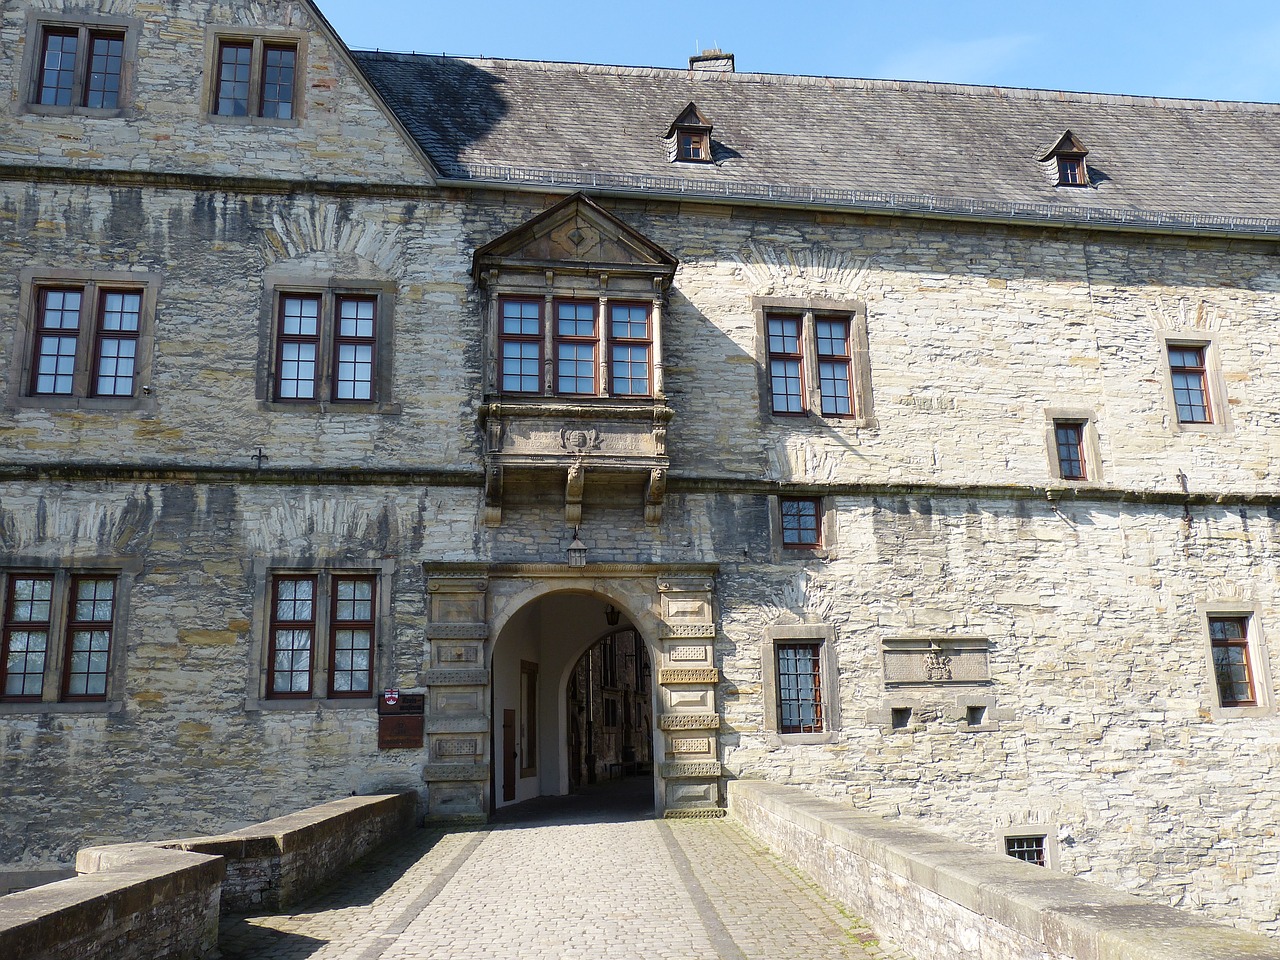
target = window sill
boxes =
[21,103,132,120]
[205,113,302,129]
[12,395,159,413]
[1208,703,1272,721]
[1170,419,1232,435]
[0,700,122,716]
[769,412,877,430]
[246,696,376,712]
[766,731,836,746]
[258,400,402,416]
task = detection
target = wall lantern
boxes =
[604,604,621,626]
[567,529,587,568]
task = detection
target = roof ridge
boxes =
[350,50,1280,113]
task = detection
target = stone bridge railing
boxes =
[0,792,418,960]
[728,780,1276,960]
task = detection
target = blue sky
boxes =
[316,0,1280,102]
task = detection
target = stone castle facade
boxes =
[1,0,1278,937]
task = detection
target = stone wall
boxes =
[729,780,1278,960]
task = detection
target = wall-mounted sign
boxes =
[378,690,425,749]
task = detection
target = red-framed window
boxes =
[2,575,54,701]
[62,576,115,700]
[31,286,144,399]
[34,25,126,110]
[215,38,298,119]
[276,294,321,400]
[815,317,853,416]
[93,290,141,397]
[776,642,823,733]
[609,303,651,397]
[1209,616,1256,707]
[32,288,82,396]
[333,296,377,401]
[766,314,805,414]
[780,497,822,548]
[554,300,598,396]
[1053,421,1086,480]
[259,44,297,120]
[274,293,377,403]
[214,41,253,116]
[329,575,375,697]
[1169,345,1211,424]
[499,298,543,394]
[268,575,317,698]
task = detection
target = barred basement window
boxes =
[1005,835,1046,866]
[776,642,823,733]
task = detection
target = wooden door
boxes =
[502,708,516,802]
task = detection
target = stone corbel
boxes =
[565,462,585,525]
[484,463,503,527]
[645,467,667,525]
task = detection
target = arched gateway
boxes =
[422,563,721,817]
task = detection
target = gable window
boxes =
[678,131,709,161]
[1053,421,1086,480]
[1057,158,1084,185]
[266,284,392,408]
[757,298,873,424]
[1168,344,1211,424]
[1038,130,1091,188]
[210,34,301,121]
[1210,616,1255,707]
[666,102,714,164]
[267,572,376,700]
[2,571,118,704]
[781,497,822,548]
[28,22,130,113]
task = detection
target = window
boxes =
[780,497,822,548]
[609,303,652,396]
[15,273,157,406]
[1038,130,1090,188]
[267,572,376,699]
[677,130,710,161]
[555,300,598,395]
[28,22,128,112]
[776,642,823,733]
[1168,344,1211,424]
[1210,616,1256,707]
[762,624,839,740]
[666,103,714,164]
[1,572,118,704]
[757,298,873,423]
[1056,158,1086,186]
[1053,421,1086,480]
[269,288,388,405]
[211,34,300,120]
[1005,835,1046,866]
[500,299,542,394]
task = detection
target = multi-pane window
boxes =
[214,38,298,119]
[1209,616,1256,707]
[1057,158,1086,186]
[677,130,709,161]
[30,285,144,399]
[273,292,379,403]
[609,303,651,396]
[767,315,805,414]
[1169,345,1211,424]
[1,572,117,703]
[1005,836,1046,866]
[815,318,852,415]
[34,25,125,109]
[500,299,542,393]
[776,642,823,733]
[267,573,377,700]
[556,301,598,395]
[1053,421,1087,480]
[780,497,821,548]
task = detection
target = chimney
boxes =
[689,49,735,72]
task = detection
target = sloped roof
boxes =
[351,52,1280,235]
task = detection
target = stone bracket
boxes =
[566,462,585,524]
[644,467,666,524]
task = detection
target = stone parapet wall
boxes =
[728,780,1278,960]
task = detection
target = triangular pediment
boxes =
[1037,129,1089,161]
[474,194,679,274]
[665,102,713,138]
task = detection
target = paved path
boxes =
[218,782,911,960]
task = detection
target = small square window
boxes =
[211,35,300,121]
[677,130,710,161]
[1005,835,1046,866]
[890,707,912,729]
[780,497,822,548]
[1209,616,1256,707]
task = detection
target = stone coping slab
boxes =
[728,780,1279,960]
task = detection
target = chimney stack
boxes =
[689,49,735,72]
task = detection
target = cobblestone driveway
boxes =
[219,784,910,960]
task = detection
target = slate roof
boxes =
[352,52,1280,235]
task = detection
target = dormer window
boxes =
[1038,130,1091,188]
[666,102,714,164]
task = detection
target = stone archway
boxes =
[421,563,720,818]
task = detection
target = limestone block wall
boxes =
[0,0,428,184]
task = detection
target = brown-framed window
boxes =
[767,314,805,414]
[1209,616,1256,707]
[499,298,543,394]
[61,576,115,700]
[1,572,118,703]
[776,642,823,733]
[1005,835,1046,866]
[609,302,651,397]
[677,129,710,161]
[329,575,374,697]
[1053,421,1087,480]
[276,294,320,400]
[214,38,298,119]
[274,292,379,403]
[268,575,317,698]
[35,26,125,109]
[2,575,54,701]
[30,285,144,399]
[815,317,853,415]
[554,299,598,395]
[781,497,822,548]
[333,296,376,401]
[1169,345,1211,424]
[1056,158,1086,186]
